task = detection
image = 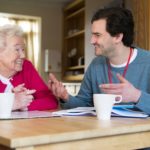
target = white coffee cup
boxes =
[93,94,122,120]
[0,93,14,118]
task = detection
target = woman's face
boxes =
[0,36,25,77]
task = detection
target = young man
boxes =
[49,7,150,115]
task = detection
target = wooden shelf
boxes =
[65,30,84,40]
[65,30,84,39]
[64,0,84,11]
[63,74,84,81]
[66,7,85,20]
[62,0,85,82]
[68,65,84,70]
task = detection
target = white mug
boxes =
[0,93,14,118]
[93,94,122,120]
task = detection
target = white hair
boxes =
[0,24,24,49]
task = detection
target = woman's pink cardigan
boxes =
[0,59,58,110]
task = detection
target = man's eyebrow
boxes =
[92,32,101,35]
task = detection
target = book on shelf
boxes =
[52,105,149,118]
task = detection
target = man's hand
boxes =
[100,73,141,103]
[12,84,36,110]
[48,73,69,101]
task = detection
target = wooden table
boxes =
[0,116,150,150]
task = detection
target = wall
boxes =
[0,0,66,82]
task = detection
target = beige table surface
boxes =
[0,116,150,150]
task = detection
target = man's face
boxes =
[91,19,116,57]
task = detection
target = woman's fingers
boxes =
[25,89,36,95]
[13,89,35,110]
[12,83,26,92]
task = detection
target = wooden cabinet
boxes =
[131,0,150,50]
[62,0,85,81]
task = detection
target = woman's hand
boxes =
[12,84,36,110]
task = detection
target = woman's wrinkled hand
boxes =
[12,83,36,110]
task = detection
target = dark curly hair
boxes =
[91,7,134,47]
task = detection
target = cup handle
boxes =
[115,95,122,103]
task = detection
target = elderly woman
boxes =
[0,24,58,111]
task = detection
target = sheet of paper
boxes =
[0,111,59,120]
[52,107,96,116]
[52,105,149,118]
[112,108,148,118]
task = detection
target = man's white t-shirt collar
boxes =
[110,48,137,68]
